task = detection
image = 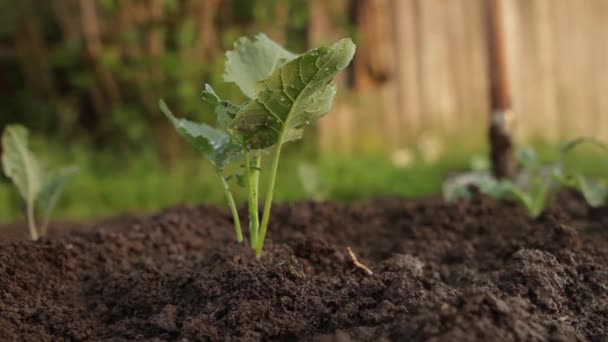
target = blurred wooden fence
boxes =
[6,0,608,154]
[315,0,608,152]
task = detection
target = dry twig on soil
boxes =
[347,246,373,275]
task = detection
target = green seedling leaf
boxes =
[201,84,240,129]
[159,99,242,169]
[201,83,220,102]
[1,125,44,207]
[560,137,608,154]
[443,172,495,202]
[555,167,607,207]
[1,125,76,240]
[495,180,543,218]
[558,138,608,207]
[443,169,553,218]
[2,125,44,239]
[39,166,78,233]
[484,178,516,199]
[529,179,552,217]
[160,98,244,242]
[159,34,356,256]
[470,155,490,172]
[225,172,248,188]
[447,142,608,219]
[224,33,298,98]
[574,175,607,207]
[444,169,523,202]
[517,146,540,170]
[230,38,356,149]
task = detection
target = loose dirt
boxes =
[1,191,606,341]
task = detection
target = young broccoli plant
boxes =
[444,147,557,218]
[1,125,77,240]
[445,140,608,217]
[161,34,355,257]
[159,100,245,242]
[556,137,608,207]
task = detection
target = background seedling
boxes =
[1,125,77,240]
[445,139,608,217]
[556,137,608,207]
[444,147,557,218]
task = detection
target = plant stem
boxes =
[26,202,39,241]
[216,169,243,243]
[246,151,261,248]
[41,212,51,237]
[40,221,49,237]
[255,138,284,258]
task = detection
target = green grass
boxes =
[1,135,606,223]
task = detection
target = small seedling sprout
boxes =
[445,140,608,217]
[556,137,608,207]
[1,125,77,240]
[161,34,355,257]
[444,147,557,218]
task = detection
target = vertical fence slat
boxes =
[315,0,608,152]
[393,0,422,138]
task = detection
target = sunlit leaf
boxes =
[560,137,608,154]
[230,38,356,149]
[517,146,539,170]
[1,125,76,239]
[574,174,606,207]
[39,166,78,231]
[554,164,607,207]
[1,125,44,208]
[224,33,298,98]
[159,99,242,169]
[201,84,240,129]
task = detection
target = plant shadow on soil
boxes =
[0,190,607,341]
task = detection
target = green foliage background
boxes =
[0,0,311,155]
[1,1,606,223]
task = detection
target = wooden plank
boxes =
[417,0,456,132]
[392,0,422,138]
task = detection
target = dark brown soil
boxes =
[1,191,607,341]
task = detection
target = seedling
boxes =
[555,137,608,207]
[445,140,608,217]
[560,137,608,154]
[444,147,557,218]
[1,125,77,240]
[161,34,355,257]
